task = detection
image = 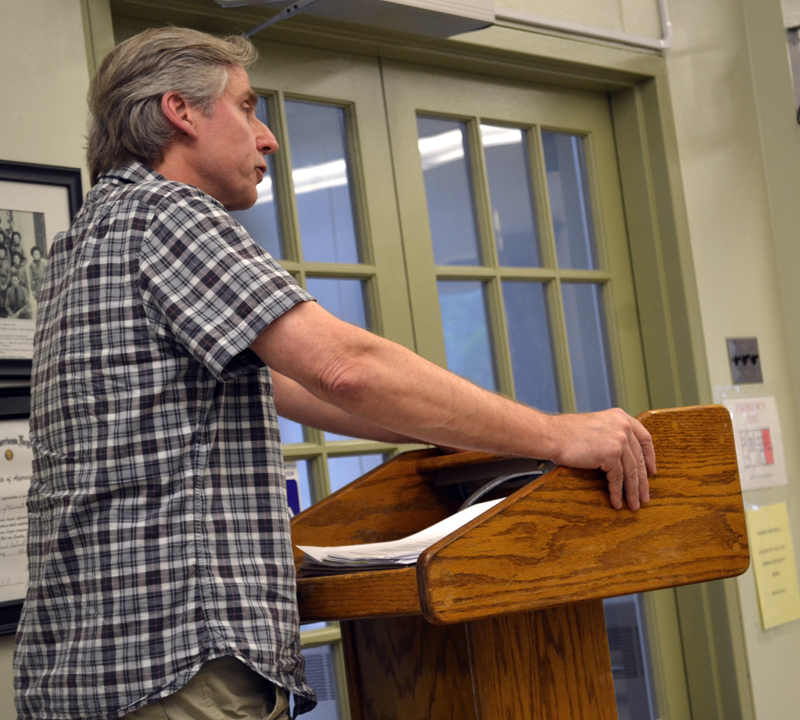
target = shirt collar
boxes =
[92,161,226,212]
[98,161,165,187]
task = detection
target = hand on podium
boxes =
[547,408,656,511]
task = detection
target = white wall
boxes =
[664,0,800,716]
[0,0,90,174]
[0,1,91,717]
[497,0,662,37]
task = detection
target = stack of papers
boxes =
[297,499,502,574]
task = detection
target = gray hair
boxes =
[87,27,258,184]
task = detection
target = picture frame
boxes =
[0,385,31,636]
[0,160,83,378]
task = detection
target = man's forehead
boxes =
[226,65,257,101]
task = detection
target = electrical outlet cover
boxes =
[727,337,763,384]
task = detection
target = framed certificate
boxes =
[0,386,31,635]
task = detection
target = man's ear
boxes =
[160,90,200,140]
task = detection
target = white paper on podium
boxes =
[297,498,502,572]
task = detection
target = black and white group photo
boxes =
[0,209,47,320]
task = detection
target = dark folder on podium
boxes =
[290,405,749,720]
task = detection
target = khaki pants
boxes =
[121,656,290,720]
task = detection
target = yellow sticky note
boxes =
[746,502,800,630]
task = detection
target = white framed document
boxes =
[0,387,31,634]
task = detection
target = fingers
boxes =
[621,438,643,511]
[627,417,654,507]
[630,417,657,476]
[636,442,650,506]
[601,410,654,511]
[547,408,656,511]
[605,463,625,510]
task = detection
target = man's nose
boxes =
[258,122,279,155]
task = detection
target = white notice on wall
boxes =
[0,419,32,603]
[722,396,787,491]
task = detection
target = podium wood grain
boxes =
[290,405,749,719]
[341,616,477,720]
[340,601,615,720]
[467,601,617,720]
[419,405,747,623]
[293,405,748,624]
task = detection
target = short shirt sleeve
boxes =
[138,190,313,380]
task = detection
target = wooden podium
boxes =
[290,406,750,719]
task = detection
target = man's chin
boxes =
[224,192,257,212]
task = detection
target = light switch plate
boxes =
[727,337,763,384]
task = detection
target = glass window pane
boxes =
[285,458,313,511]
[279,415,305,445]
[298,645,342,719]
[604,595,658,720]
[501,282,559,413]
[542,131,597,270]
[231,96,283,259]
[561,282,615,412]
[437,280,496,390]
[305,277,368,330]
[328,454,384,494]
[417,116,481,266]
[286,100,360,264]
[481,125,541,267]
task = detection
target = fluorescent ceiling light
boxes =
[480,125,524,148]
[418,130,465,171]
[253,159,349,207]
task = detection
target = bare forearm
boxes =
[315,350,655,510]
[331,355,540,453]
[252,301,655,509]
[258,303,564,459]
[272,370,420,444]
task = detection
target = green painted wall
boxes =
[497,0,662,37]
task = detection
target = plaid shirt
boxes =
[14,163,316,719]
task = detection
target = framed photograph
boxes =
[0,386,31,635]
[0,160,83,378]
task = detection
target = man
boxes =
[28,246,46,303]
[14,27,655,720]
[0,245,10,311]
[5,271,31,319]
